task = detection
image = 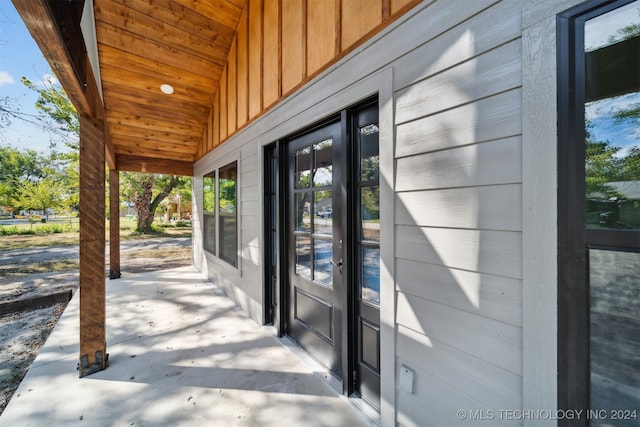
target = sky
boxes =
[585,1,640,158]
[0,2,59,153]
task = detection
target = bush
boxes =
[0,224,64,236]
[36,224,64,234]
[0,226,18,236]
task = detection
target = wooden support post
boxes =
[79,116,107,377]
[109,169,121,279]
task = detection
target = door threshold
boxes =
[268,329,380,426]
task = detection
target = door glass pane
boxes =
[361,247,380,305]
[313,139,333,187]
[295,192,311,232]
[589,249,640,424]
[314,191,332,236]
[361,186,380,242]
[295,147,312,189]
[360,124,379,182]
[584,2,640,230]
[295,234,311,279]
[313,239,333,287]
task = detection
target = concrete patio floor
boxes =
[0,266,374,426]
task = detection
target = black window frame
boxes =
[557,0,640,423]
[218,161,238,268]
[203,160,239,268]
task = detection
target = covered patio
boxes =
[0,266,372,426]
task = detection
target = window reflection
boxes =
[296,147,312,189]
[295,234,311,279]
[358,122,380,306]
[361,186,380,242]
[589,249,640,425]
[361,247,380,304]
[203,174,216,255]
[584,1,640,230]
[360,124,379,182]
[313,239,333,286]
[295,192,311,232]
[314,191,332,236]
[313,139,333,187]
[219,162,237,267]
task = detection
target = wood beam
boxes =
[115,154,194,176]
[11,0,101,117]
[105,125,116,170]
[109,169,121,280]
[79,116,107,377]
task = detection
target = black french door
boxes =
[286,119,344,374]
[351,103,381,409]
[266,98,381,409]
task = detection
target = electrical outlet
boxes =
[399,365,415,394]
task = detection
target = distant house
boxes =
[14,0,639,425]
[609,181,640,200]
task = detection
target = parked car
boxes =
[318,208,332,219]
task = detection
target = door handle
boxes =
[331,259,343,267]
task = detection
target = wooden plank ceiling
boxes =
[93,0,246,168]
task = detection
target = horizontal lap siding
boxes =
[398,325,522,413]
[392,0,524,424]
[241,149,259,251]
[192,177,204,271]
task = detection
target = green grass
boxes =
[0,218,191,250]
[0,259,79,279]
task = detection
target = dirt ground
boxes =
[0,237,192,414]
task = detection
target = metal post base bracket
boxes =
[79,350,108,377]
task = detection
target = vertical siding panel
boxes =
[249,0,263,119]
[213,92,220,148]
[390,0,415,14]
[204,110,210,154]
[263,0,280,108]
[199,116,205,158]
[341,0,382,49]
[208,108,213,153]
[237,8,249,128]
[227,40,237,134]
[306,0,337,76]
[281,0,304,94]
[220,66,228,140]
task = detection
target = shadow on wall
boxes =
[383,1,524,424]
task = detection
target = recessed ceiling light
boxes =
[160,84,174,94]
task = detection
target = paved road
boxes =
[0,219,27,226]
[0,237,191,266]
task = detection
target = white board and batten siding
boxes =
[191,0,574,425]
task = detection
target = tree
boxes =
[13,178,64,219]
[120,173,188,233]
[20,76,81,211]
[0,146,48,208]
[19,72,189,227]
[20,76,79,149]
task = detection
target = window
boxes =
[558,1,640,423]
[218,162,238,267]
[203,161,238,268]
[203,173,216,255]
